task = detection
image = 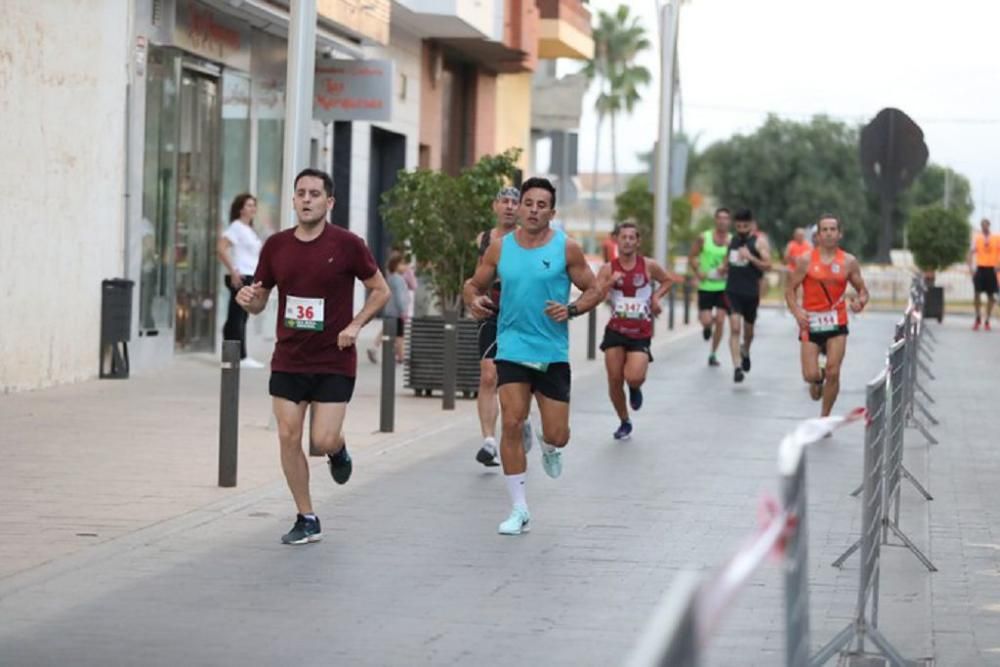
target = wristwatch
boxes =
[567,303,579,319]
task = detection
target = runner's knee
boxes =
[542,425,570,447]
[625,370,645,387]
[825,366,842,384]
[277,423,303,448]
[479,363,497,388]
[501,410,527,435]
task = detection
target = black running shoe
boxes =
[476,445,500,467]
[613,420,633,440]
[281,514,322,545]
[741,353,751,372]
[702,325,712,341]
[734,368,745,383]
[628,385,644,411]
[328,445,353,485]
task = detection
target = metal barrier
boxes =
[837,337,936,572]
[818,371,920,665]
[627,415,861,667]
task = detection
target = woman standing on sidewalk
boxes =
[217,193,264,367]
[367,250,410,364]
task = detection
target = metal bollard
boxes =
[218,340,240,488]
[442,308,458,410]
[668,284,676,330]
[380,317,396,432]
[683,282,692,325]
[587,309,597,360]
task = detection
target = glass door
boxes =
[174,67,221,351]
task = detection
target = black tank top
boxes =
[726,234,763,296]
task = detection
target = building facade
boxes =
[0,0,591,392]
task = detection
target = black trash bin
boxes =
[100,278,134,379]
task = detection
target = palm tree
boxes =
[584,5,651,199]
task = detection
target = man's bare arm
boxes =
[750,237,772,271]
[544,239,599,322]
[236,282,273,315]
[463,240,500,319]
[785,255,810,329]
[688,235,704,280]
[846,254,869,312]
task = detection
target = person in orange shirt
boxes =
[786,215,869,418]
[969,218,1000,331]
[783,227,813,271]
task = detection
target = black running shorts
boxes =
[599,327,653,360]
[973,266,999,295]
[269,372,356,403]
[478,317,498,360]
[800,325,849,354]
[494,360,571,403]
[697,290,729,313]
[725,291,760,324]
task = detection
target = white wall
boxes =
[0,1,129,392]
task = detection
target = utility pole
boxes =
[653,1,681,267]
[280,1,318,229]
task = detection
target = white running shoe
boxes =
[498,505,531,535]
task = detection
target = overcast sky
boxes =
[570,0,1000,221]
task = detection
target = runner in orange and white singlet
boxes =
[785,215,869,418]
[595,222,679,440]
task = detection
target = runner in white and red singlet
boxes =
[596,222,680,440]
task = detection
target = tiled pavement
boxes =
[0,308,997,666]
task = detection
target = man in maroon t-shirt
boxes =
[237,168,389,545]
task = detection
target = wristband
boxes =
[567,303,579,319]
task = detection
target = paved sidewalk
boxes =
[0,308,694,581]
[1,309,997,666]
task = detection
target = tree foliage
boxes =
[700,115,872,255]
[380,149,521,312]
[613,175,700,259]
[906,205,970,273]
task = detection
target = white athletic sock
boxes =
[541,440,559,454]
[505,473,527,508]
[482,436,497,454]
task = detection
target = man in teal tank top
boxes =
[464,177,603,535]
[687,208,731,367]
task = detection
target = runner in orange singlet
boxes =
[785,215,869,418]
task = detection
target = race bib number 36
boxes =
[808,310,839,333]
[285,296,325,331]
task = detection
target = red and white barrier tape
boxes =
[695,408,866,642]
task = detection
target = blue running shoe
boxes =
[628,386,643,411]
[613,420,633,441]
[541,448,562,479]
[498,505,531,535]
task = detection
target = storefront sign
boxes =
[174,0,251,71]
[314,60,394,122]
